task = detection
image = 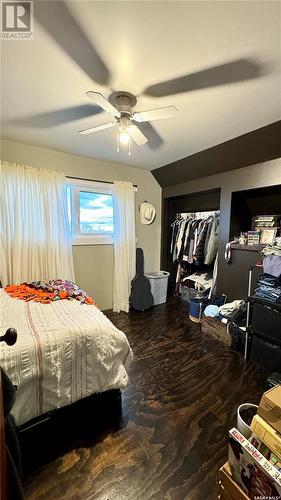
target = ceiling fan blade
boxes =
[129,125,148,146]
[136,122,164,150]
[35,1,110,86]
[133,105,178,122]
[144,59,263,97]
[86,92,121,118]
[10,105,103,128]
[78,122,116,135]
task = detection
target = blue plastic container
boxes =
[189,298,205,323]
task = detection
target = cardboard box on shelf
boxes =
[219,462,249,500]
[258,385,281,435]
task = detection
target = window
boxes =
[67,179,114,245]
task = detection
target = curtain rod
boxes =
[66,175,138,188]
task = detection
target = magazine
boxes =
[229,427,281,499]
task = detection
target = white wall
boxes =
[1,139,162,310]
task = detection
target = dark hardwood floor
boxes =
[23,298,268,500]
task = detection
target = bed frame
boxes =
[18,388,122,433]
[18,388,123,473]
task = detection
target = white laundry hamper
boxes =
[145,271,170,305]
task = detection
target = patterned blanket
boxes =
[5,279,96,305]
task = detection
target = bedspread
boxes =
[0,289,133,425]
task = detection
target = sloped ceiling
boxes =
[153,120,281,187]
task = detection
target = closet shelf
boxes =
[230,243,266,252]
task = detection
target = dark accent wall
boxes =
[153,120,281,187]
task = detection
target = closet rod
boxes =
[66,175,138,188]
[176,210,220,218]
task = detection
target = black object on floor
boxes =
[130,247,154,311]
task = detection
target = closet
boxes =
[162,188,221,299]
[170,211,219,299]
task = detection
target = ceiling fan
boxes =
[26,1,266,156]
[78,91,178,154]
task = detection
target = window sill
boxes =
[72,236,113,246]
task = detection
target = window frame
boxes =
[67,178,114,246]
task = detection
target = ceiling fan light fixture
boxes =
[119,130,130,145]
[116,127,131,156]
[117,116,132,155]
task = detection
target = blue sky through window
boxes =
[79,191,113,234]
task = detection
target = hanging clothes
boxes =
[204,216,220,265]
[170,212,219,267]
[169,211,220,293]
[195,217,212,266]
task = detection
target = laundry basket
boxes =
[145,271,170,305]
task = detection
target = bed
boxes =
[0,289,133,426]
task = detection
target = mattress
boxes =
[0,289,133,425]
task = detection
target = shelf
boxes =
[230,243,265,252]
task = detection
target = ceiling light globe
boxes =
[119,131,130,145]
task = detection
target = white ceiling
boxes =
[1,0,281,170]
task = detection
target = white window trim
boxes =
[67,179,114,246]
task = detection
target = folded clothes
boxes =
[254,273,281,303]
[218,300,243,317]
[255,287,281,302]
[256,273,281,288]
[263,245,281,257]
[5,279,96,305]
[263,255,281,278]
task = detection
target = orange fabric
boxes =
[85,297,94,305]
[5,284,54,302]
[4,283,96,306]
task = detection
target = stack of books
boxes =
[219,385,281,499]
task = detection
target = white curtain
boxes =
[113,181,136,313]
[0,161,75,285]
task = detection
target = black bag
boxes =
[228,323,246,354]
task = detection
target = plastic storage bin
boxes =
[250,335,281,371]
[179,284,210,303]
[251,302,281,343]
[145,271,170,305]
